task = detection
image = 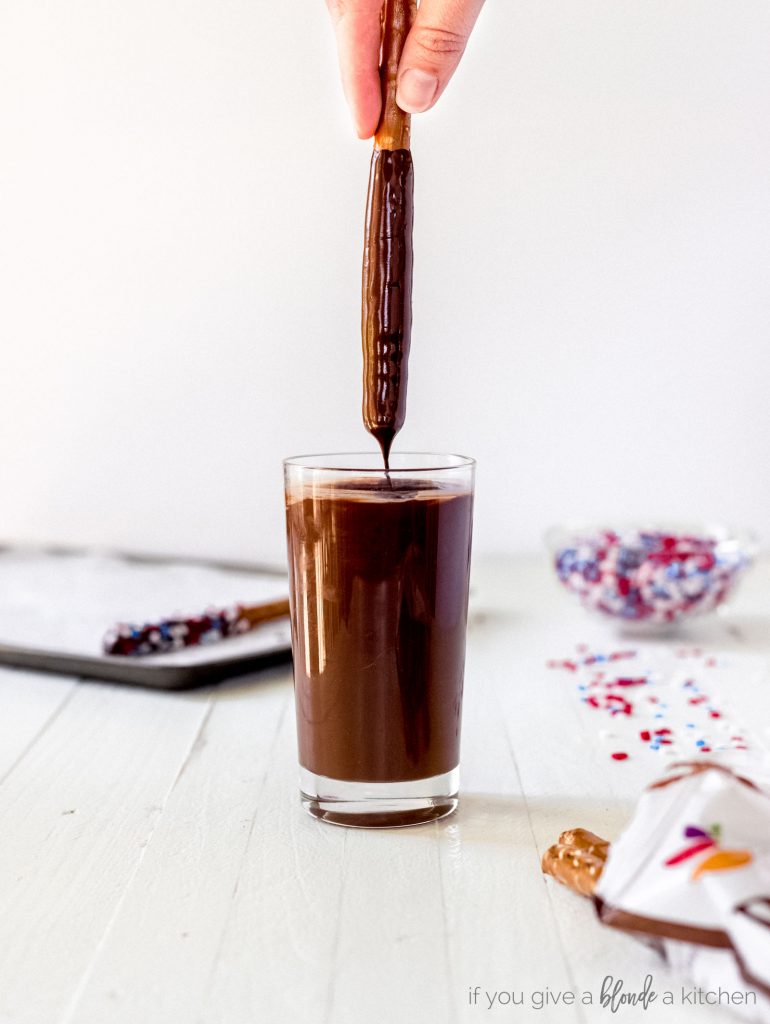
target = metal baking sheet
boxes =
[0,546,292,689]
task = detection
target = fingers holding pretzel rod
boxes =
[327,0,486,138]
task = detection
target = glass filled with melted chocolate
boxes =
[284,453,475,827]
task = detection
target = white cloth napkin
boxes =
[595,761,770,1022]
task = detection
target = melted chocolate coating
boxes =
[286,479,473,783]
[362,148,414,467]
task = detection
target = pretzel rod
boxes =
[542,829,611,897]
[239,598,292,628]
[362,0,417,468]
[103,597,291,657]
[374,0,415,151]
[557,828,611,859]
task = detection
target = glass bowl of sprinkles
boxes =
[546,523,757,631]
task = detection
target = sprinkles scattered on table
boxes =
[552,528,752,625]
[548,645,756,763]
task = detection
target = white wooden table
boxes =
[1,554,769,1024]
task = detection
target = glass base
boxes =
[299,766,459,828]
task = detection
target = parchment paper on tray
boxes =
[0,548,291,689]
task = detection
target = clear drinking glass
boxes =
[284,453,475,828]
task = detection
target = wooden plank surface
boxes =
[199,697,347,1024]
[0,683,210,1024]
[67,674,289,1024]
[0,555,768,1024]
[0,668,78,783]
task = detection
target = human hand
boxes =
[326,0,485,138]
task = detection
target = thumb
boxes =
[396,0,485,114]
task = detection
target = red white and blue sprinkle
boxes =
[554,530,750,625]
[103,604,253,656]
[548,645,755,764]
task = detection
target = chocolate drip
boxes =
[362,148,414,468]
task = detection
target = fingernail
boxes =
[396,69,439,113]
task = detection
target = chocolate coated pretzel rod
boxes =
[362,0,417,469]
[103,597,290,656]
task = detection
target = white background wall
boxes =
[2,1,769,568]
